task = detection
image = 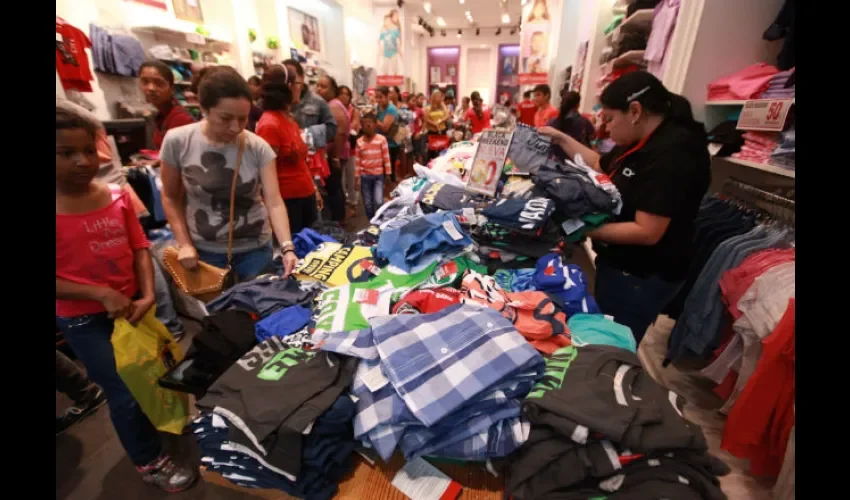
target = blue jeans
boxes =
[594,260,683,345]
[56,313,162,466]
[360,174,384,220]
[197,242,273,283]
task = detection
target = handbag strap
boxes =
[226,133,246,267]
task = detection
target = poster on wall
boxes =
[172,0,203,23]
[497,44,520,106]
[288,8,322,54]
[467,130,514,197]
[126,0,168,10]
[376,7,404,86]
[571,42,588,92]
[519,0,557,86]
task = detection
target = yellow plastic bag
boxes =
[112,308,190,435]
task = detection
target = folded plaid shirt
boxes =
[315,304,544,460]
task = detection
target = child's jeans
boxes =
[56,312,162,466]
[360,174,385,220]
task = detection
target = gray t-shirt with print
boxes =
[160,122,277,254]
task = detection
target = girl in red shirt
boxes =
[55,108,197,492]
[255,65,323,234]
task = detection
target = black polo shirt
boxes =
[594,119,711,281]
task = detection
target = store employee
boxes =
[138,61,195,150]
[540,71,710,343]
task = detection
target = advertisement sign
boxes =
[736,99,794,132]
[466,130,514,197]
[376,7,405,86]
[519,0,555,85]
[288,8,322,54]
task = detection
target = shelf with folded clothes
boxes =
[131,25,232,48]
[606,9,655,42]
[714,156,795,179]
[706,98,795,106]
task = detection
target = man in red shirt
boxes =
[517,90,537,126]
[465,91,492,134]
[138,61,196,149]
[533,84,559,128]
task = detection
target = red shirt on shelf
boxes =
[56,187,150,317]
[56,17,94,92]
[465,107,492,135]
[517,99,537,126]
[153,101,196,150]
[255,111,316,200]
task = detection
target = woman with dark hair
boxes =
[315,75,349,222]
[246,75,263,132]
[138,60,195,149]
[540,71,710,344]
[464,91,492,135]
[255,65,323,234]
[374,86,400,180]
[389,85,415,179]
[160,66,299,281]
[548,89,595,158]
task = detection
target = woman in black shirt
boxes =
[540,71,710,344]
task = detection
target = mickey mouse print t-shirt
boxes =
[160,122,277,254]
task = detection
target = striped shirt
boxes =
[355,134,392,176]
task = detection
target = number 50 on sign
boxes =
[736,99,794,132]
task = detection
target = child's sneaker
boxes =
[138,454,198,493]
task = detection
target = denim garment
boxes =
[360,174,384,220]
[196,242,274,283]
[508,123,552,174]
[254,306,313,342]
[206,274,324,318]
[56,313,162,466]
[111,34,146,76]
[375,212,473,273]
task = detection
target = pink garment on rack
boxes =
[707,63,779,101]
[645,0,680,78]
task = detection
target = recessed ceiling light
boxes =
[424,1,431,14]
[502,13,511,24]
[436,17,446,27]
[459,0,465,4]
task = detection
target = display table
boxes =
[201,453,505,499]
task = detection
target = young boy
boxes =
[55,107,197,493]
[532,84,559,128]
[354,112,392,220]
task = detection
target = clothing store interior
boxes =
[56,0,795,499]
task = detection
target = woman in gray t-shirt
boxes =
[160,67,299,280]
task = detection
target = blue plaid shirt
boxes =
[315,304,544,460]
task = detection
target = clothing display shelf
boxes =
[706,98,795,107]
[600,50,647,76]
[718,157,794,179]
[131,26,232,50]
[606,9,655,42]
[721,178,795,227]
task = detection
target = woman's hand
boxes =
[127,295,155,324]
[282,250,298,278]
[315,191,325,211]
[177,245,199,269]
[99,288,133,319]
[537,126,566,143]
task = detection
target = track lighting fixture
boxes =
[510,27,516,35]
[495,28,501,35]
[397,0,403,8]
[441,29,446,37]
[457,29,462,38]
[475,28,480,36]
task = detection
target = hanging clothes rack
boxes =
[721,177,796,226]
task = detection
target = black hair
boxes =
[533,84,551,98]
[338,85,352,102]
[559,91,581,115]
[190,65,218,95]
[523,90,532,99]
[600,71,706,139]
[322,75,340,98]
[282,58,305,77]
[198,66,252,110]
[247,75,262,86]
[261,65,294,111]
[139,60,174,86]
[361,111,378,123]
[470,91,483,120]
[56,107,98,138]
[375,86,390,97]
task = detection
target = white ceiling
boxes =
[408,0,523,31]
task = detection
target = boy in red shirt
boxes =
[533,84,559,128]
[465,91,492,135]
[517,90,537,126]
[55,107,197,493]
[354,112,392,219]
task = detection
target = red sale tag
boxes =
[435,261,459,281]
[354,289,380,305]
[736,98,794,132]
[359,259,382,276]
[594,173,613,185]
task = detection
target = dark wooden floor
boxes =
[56,199,597,500]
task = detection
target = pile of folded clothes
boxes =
[770,126,795,170]
[504,344,730,500]
[730,131,778,164]
[707,63,778,101]
[759,68,795,99]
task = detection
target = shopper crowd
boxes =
[58,61,754,500]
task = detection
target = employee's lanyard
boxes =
[609,127,658,177]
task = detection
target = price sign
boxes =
[736,99,794,132]
[466,130,514,197]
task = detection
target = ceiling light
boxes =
[459,0,465,4]
[502,13,511,24]
[521,0,528,5]
[424,2,431,14]
[457,29,462,38]
[436,16,446,27]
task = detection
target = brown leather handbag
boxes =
[162,133,245,303]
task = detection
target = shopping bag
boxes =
[112,308,190,435]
